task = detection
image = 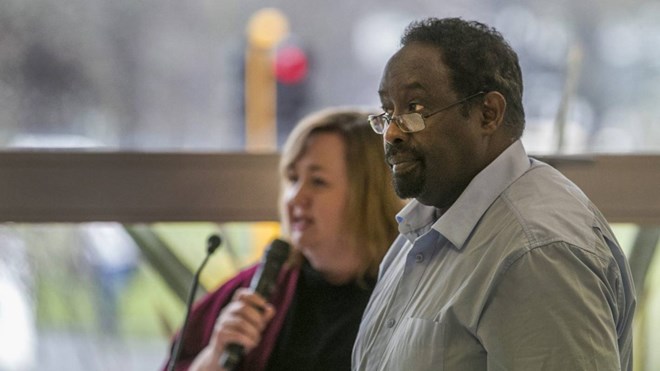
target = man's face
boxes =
[378,42,488,209]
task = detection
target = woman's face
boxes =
[283,132,362,283]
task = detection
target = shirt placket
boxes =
[378,230,440,369]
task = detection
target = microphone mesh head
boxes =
[207,234,222,254]
[251,238,291,300]
[266,238,290,262]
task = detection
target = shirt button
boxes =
[386,318,396,328]
[415,253,424,263]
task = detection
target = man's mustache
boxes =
[385,143,422,166]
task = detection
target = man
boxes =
[353,17,635,371]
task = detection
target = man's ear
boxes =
[480,91,506,134]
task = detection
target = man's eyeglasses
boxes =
[368,91,486,134]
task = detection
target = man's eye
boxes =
[408,103,424,113]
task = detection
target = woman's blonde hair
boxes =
[279,107,403,281]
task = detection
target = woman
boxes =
[162,107,403,371]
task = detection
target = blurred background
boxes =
[0,0,659,370]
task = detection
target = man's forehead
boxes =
[379,49,450,100]
[378,80,427,100]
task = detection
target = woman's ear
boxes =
[480,91,506,134]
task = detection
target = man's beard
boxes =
[392,169,425,199]
[386,142,426,199]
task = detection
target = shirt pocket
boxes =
[384,316,445,371]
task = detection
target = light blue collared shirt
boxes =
[353,140,635,371]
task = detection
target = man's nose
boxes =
[384,117,406,145]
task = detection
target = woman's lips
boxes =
[291,217,312,231]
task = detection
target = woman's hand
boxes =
[188,288,276,371]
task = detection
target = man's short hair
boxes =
[401,17,525,138]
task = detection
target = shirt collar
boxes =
[396,140,531,248]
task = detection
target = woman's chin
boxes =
[290,232,315,248]
[289,233,302,247]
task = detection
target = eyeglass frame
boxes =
[368,91,487,134]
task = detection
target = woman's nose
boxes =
[286,183,310,207]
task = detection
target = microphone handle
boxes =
[219,239,290,370]
[219,343,244,370]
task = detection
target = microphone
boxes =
[219,238,291,370]
[206,234,222,255]
[166,233,223,371]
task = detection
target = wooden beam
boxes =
[0,151,280,223]
[540,155,660,225]
[0,151,658,224]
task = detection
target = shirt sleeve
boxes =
[476,241,624,371]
